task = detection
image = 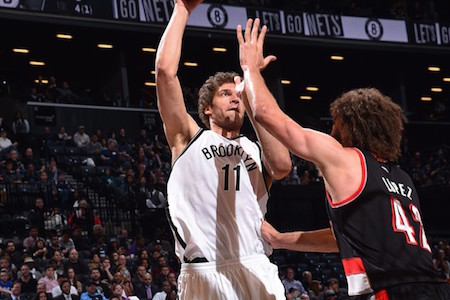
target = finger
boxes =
[251,18,260,43]
[236,24,244,45]
[244,18,253,42]
[257,25,268,48]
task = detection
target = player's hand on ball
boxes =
[175,0,203,14]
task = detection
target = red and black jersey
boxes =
[326,148,440,296]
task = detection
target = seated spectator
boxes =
[53,278,79,300]
[31,240,48,268]
[38,265,58,293]
[56,127,72,146]
[4,242,22,269]
[21,257,42,281]
[100,142,118,168]
[86,134,102,157]
[1,159,22,184]
[58,229,75,258]
[22,148,42,171]
[68,200,101,236]
[28,198,47,238]
[66,267,82,295]
[23,227,43,253]
[99,258,114,283]
[282,267,308,297]
[49,252,65,278]
[0,128,18,159]
[326,278,348,300]
[3,281,21,300]
[111,284,128,300]
[57,82,79,104]
[89,268,112,299]
[22,163,40,183]
[0,268,12,293]
[73,126,89,149]
[71,228,90,256]
[80,281,107,300]
[51,275,78,298]
[134,272,158,300]
[63,249,87,277]
[18,263,38,296]
[152,280,171,300]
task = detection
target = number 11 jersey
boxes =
[167,129,271,263]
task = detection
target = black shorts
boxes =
[372,282,450,300]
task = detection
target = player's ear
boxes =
[204,105,212,116]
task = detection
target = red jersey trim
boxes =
[375,289,389,300]
[342,257,366,275]
[327,148,367,208]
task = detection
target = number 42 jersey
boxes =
[167,129,271,263]
[326,148,441,296]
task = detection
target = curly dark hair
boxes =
[198,71,238,129]
[329,88,407,161]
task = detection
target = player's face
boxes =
[205,82,245,132]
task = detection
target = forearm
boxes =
[155,4,189,77]
[274,228,339,253]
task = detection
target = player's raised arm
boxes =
[155,0,202,161]
[237,18,361,201]
[234,19,291,183]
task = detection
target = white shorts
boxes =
[178,254,285,300]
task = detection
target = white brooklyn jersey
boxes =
[167,129,271,263]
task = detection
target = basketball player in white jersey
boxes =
[155,0,291,299]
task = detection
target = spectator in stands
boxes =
[99,142,118,169]
[58,229,75,258]
[88,254,101,271]
[22,257,42,281]
[23,163,40,183]
[326,278,348,300]
[71,228,90,256]
[89,268,112,299]
[22,148,42,172]
[38,265,58,293]
[282,267,308,297]
[80,281,107,300]
[166,273,176,289]
[28,86,46,103]
[145,183,166,209]
[46,207,67,236]
[53,279,79,300]
[18,264,38,296]
[73,126,89,150]
[99,258,114,283]
[3,281,21,300]
[86,134,102,157]
[152,280,171,300]
[111,285,127,300]
[11,111,30,153]
[152,265,171,290]
[46,234,62,259]
[308,279,324,300]
[0,257,16,282]
[433,249,450,280]
[68,200,101,236]
[46,76,58,102]
[28,198,47,238]
[63,249,87,277]
[0,268,13,292]
[1,160,22,183]
[49,252,64,278]
[134,272,157,300]
[4,242,22,269]
[46,159,60,183]
[301,271,312,293]
[65,267,82,295]
[116,229,130,252]
[57,82,79,104]
[23,227,43,253]
[37,170,57,208]
[31,239,48,264]
[56,127,72,146]
[55,172,73,210]
[0,128,18,160]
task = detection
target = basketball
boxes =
[180,0,203,13]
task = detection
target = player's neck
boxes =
[210,125,240,139]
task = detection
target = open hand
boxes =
[237,18,276,72]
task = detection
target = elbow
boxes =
[271,162,292,180]
[155,57,176,81]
